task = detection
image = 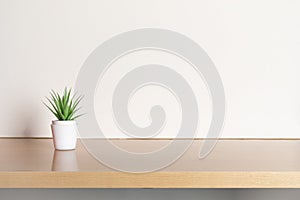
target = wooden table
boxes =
[1,138,300,188]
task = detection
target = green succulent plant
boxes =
[43,87,84,121]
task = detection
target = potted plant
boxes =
[44,87,83,150]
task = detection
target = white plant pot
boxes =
[51,120,77,150]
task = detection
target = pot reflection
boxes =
[51,150,78,171]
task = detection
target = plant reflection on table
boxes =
[51,150,78,171]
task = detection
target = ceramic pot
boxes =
[51,120,77,150]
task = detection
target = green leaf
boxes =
[43,101,59,119]
[71,113,85,120]
[44,88,84,121]
[46,97,58,113]
[65,88,71,106]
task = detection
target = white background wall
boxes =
[0,0,300,138]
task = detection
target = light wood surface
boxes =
[1,139,300,188]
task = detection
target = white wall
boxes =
[0,0,299,138]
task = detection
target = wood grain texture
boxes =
[2,172,300,188]
[1,139,300,188]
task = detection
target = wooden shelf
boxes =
[1,139,300,188]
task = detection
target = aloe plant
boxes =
[43,87,84,121]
